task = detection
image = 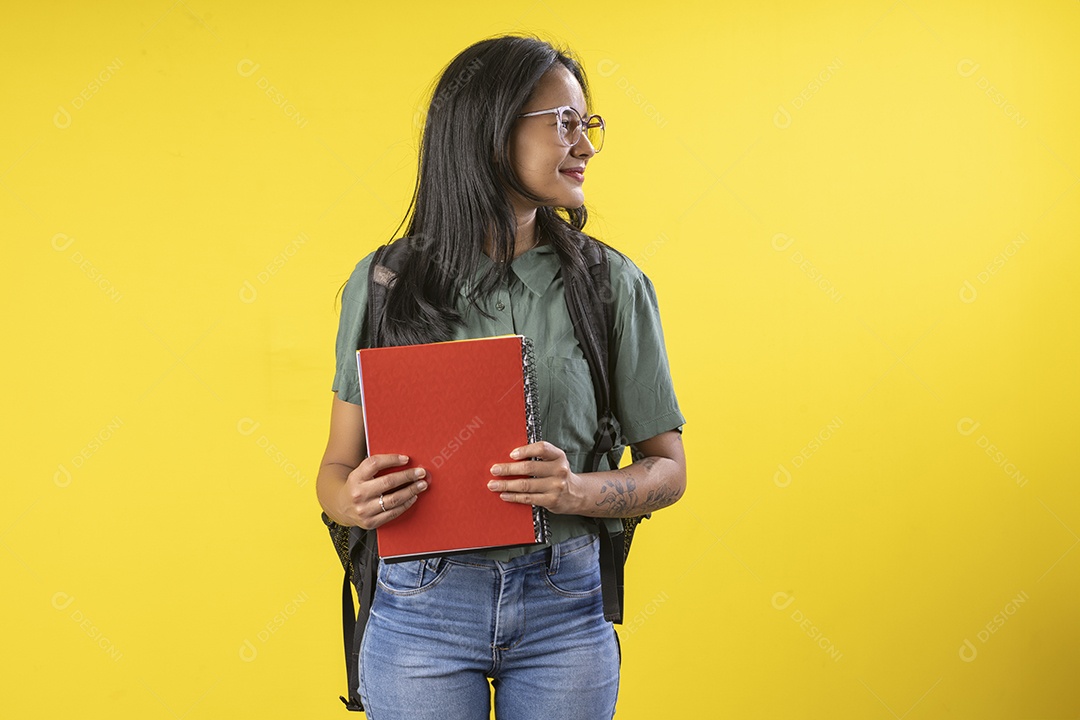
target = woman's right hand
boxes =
[339,454,428,529]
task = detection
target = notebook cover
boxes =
[357,335,545,560]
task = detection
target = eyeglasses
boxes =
[516,105,605,153]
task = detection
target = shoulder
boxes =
[343,237,422,298]
[598,243,654,300]
[340,249,380,306]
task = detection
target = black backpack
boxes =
[322,235,646,711]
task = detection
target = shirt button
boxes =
[496,301,505,311]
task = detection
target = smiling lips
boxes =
[560,167,585,183]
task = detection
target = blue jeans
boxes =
[359,533,620,719]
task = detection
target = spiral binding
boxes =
[520,336,550,544]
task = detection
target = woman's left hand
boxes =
[488,441,587,515]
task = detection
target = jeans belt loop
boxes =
[547,540,560,576]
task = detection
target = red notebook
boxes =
[356,334,548,560]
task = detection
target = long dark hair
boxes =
[365,34,605,347]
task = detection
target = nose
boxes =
[571,131,596,160]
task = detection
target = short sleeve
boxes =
[331,253,376,405]
[607,250,686,444]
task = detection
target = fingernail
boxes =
[490,465,501,476]
[487,481,500,490]
[510,449,522,459]
[399,455,408,463]
[417,481,428,491]
[415,468,426,479]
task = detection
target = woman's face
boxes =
[508,65,596,213]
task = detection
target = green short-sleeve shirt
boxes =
[332,242,685,559]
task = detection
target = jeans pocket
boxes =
[377,557,451,596]
[544,535,602,598]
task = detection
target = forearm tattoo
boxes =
[594,457,681,516]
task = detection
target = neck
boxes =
[512,208,539,258]
[483,205,541,260]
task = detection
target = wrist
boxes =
[568,470,593,516]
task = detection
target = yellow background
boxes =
[3,1,1078,718]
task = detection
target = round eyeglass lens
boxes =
[558,108,581,144]
[558,108,604,152]
[557,106,609,151]
[585,116,604,152]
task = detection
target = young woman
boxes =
[316,34,686,719]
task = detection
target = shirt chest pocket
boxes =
[539,356,597,454]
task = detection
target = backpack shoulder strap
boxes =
[563,238,630,623]
[331,241,410,711]
[367,241,410,348]
[565,238,618,472]
[339,525,377,711]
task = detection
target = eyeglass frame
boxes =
[515,105,605,152]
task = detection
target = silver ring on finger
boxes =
[378,494,387,513]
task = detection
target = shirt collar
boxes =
[510,243,559,296]
[459,244,560,298]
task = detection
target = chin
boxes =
[558,192,586,210]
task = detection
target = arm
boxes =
[487,429,686,518]
[316,394,429,529]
